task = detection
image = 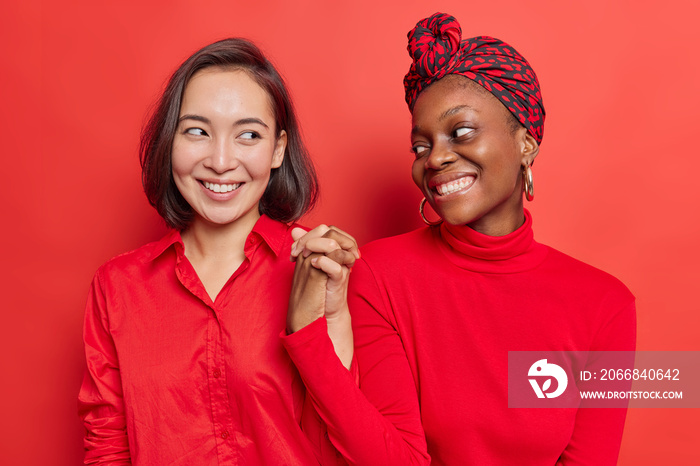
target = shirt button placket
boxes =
[207,310,234,461]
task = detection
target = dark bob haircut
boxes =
[140,38,318,230]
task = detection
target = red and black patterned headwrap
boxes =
[404,12,545,144]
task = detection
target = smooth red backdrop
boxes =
[1,1,698,464]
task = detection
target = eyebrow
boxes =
[411,104,477,135]
[178,114,269,129]
[234,117,269,129]
[439,104,476,121]
[178,114,210,124]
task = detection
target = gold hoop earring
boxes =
[523,165,534,201]
[420,198,443,226]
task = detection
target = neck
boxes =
[439,208,545,273]
[181,210,261,262]
[467,199,526,237]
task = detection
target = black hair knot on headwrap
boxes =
[407,13,462,79]
[404,12,546,144]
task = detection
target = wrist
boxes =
[287,311,324,334]
[324,306,351,327]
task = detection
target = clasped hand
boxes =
[287,225,359,334]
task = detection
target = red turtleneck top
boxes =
[284,210,636,465]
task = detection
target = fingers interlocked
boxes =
[290,225,359,274]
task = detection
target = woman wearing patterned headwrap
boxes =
[284,12,635,465]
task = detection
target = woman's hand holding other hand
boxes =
[287,225,359,368]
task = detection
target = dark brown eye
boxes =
[454,127,474,138]
[411,145,429,157]
[239,131,260,140]
[185,128,207,136]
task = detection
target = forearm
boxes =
[559,299,636,464]
[325,308,353,369]
[80,272,132,464]
[283,318,429,466]
[79,359,132,464]
[556,408,627,465]
[82,420,132,465]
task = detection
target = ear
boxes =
[271,129,287,169]
[520,131,539,167]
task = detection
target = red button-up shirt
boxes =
[78,215,338,465]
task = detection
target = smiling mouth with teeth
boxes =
[435,176,475,196]
[202,181,242,193]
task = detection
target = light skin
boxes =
[172,66,358,366]
[171,67,286,300]
[288,225,358,369]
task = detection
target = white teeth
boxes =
[436,176,474,196]
[203,181,241,193]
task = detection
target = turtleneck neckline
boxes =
[435,209,548,273]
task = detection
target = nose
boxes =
[204,138,239,174]
[424,140,457,170]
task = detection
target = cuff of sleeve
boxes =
[280,315,328,347]
[281,316,359,386]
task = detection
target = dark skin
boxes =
[287,74,539,369]
[410,75,539,236]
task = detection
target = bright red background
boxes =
[1,1,698,464]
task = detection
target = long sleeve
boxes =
[285,219,638,464]
[283,259,429,466]
[557,299,637,465]
[77,271,131,464]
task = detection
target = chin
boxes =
[436,206,478,226]
[196,209,243,226]
[200,205,261,228]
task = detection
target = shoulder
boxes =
[540,248,637,349]
[94,232,179,283]
[360,227,435,264]
[541,245,635,303]
[350,227,437,289]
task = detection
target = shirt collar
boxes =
[142,229,182,263]
[143,214,289,263]
[249,214,288,256]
